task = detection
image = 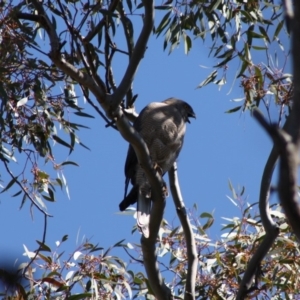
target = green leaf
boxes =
[136,2,144,9]
[155,5,173,10]
[254,66,263,89]
[216,48,234,59]
[208,0,222,12]
[52,135,73,150]
[252,46,268,50]
[56,178,63,189]
[48,188,55,201]
[200,212,213,219]
[36,240,51,252]
[70,131,75,151]
[20,193,27,210]
[203,217,214,230]
[156,11,171,36]
[1,177,17,194]
[258,26,270,43]
[183,32,192,54]
[42,194,55,202]
[247,31,265,39]
[17,97,28,107]
[74,112,94,118]
[126,0,132,13]
[273,20,284,41]
[238,61,248,77]
[11,190,22,197]
[79,142,90,151]
[196,70,217,89]
[225,105,242,113]
[61,161,79,167]
[61,235,68,242]
[240,10,254,22]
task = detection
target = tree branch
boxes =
[18,1,169,298]
[237,4,300,295]
[117,1,134,106]
[289,1,300,145]
[253,109,300,238]
[108,0,154,109]
[113,106,172,300]
[83,0,120,43]
[236,122,279,299]
[237,113,292,299]
[23,214,48,276]
[3,160,52,217]
[169,163,198,300]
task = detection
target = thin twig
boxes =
[122,247,144,264]
[108,0,154,109]
[3,160,52,216]
[23,214,48,276]
[79,84,117,130]
[83,0,120,43]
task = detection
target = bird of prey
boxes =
[119,98,196,237]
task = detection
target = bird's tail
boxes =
[137,190,151,238]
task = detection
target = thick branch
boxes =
[117,1,134,106]
[113,106,172,300]
[289,1,300,145]
[108,0,154,109]
[18,2,169,298]
[239,4,300,296]
[169,163,198,300]
[253,109,300,240]
[237,116,292,298]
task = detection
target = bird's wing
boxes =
[119,185,138,211]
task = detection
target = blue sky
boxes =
[0,6,290,284]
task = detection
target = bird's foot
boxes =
[153,162,163,176]
[162,181,169,197]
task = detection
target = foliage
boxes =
[0,0,93,211]
[0,0,291,215]
[0,0,297,298]
[2,191,300,299]
[155,0,292,115]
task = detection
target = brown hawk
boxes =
[119,98,196,237]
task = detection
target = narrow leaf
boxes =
[273,20,284,41]
[74,112,94,118]
[1,177,17,194]
[11,190,22,197]
[196,70,217,89]
[61,161,79,167]
[17,97,28,107]
[52,135,73,150]
[225,105,242,113]
[36,240,51,252]
[156,11,171,36]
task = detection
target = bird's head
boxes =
[164,98,196,123]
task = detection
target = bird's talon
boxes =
[154,163,163,176]
[162,182,169,197]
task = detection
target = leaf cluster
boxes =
[2,197,300,299]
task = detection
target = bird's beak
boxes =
[187,111,196,123]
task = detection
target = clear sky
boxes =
[0,7,290,285]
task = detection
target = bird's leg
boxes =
[153,163,169,197]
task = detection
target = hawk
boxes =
[119,98,196,237]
